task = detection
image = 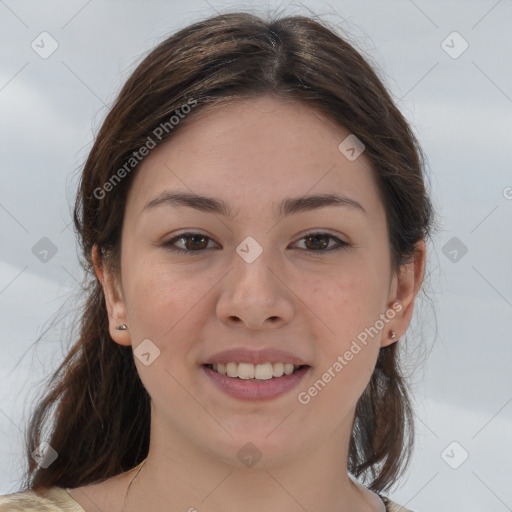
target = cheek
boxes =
[122,262,211,404]
[122,259,204,348]
[296,256,387,402]
[297,272,384,420]
[300,256,388,342]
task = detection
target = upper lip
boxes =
[202,347,309,366]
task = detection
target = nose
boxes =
[215,246,295,330]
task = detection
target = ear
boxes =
[381,239,426,348]
[92,244,131,346]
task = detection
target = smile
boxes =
[205,362,304,380]
[202,363,311,401]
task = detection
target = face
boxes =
[96,95,423,468]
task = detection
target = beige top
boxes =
[0,486,414,511]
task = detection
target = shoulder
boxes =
[0,487,84,511]
[381,495,417,512]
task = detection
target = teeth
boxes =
[237,363,255,380]
[254,363,273,380]
[210,362,302,380]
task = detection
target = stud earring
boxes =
[116,324,128,331]
[390,331,396,339]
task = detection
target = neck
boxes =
[122,411,382,512]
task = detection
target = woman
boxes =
[0,11,434,512]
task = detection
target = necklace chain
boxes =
[121,459,389,512]
[122,458,147,511]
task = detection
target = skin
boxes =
[68,94,426,512]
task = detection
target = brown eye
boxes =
[294,232,349,254]
[182,234,209,250]
[162,233,217,254]
[303,234,331,251]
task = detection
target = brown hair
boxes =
[23,11,434,494]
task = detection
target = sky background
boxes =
[0,1,511,511]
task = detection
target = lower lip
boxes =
[201,365,310,401]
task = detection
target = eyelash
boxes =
[160,231,350,256]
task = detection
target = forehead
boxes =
[125,95,384,223]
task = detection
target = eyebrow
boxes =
[142,191,366,218]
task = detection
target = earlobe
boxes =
[91,244,131,346]
[380,300,402,348]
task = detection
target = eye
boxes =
[161,231,349,256]
[292,232,349,255]
[161,232,219,254]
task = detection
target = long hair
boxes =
[22,11,434,494]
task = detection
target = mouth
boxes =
[203,362,308,381]
[201,362,311,401]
